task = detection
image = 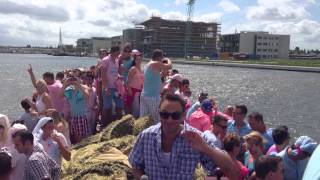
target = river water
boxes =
[0,53,319,141]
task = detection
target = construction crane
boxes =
[184,0,196,58]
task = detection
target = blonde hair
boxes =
[36,79,48,94]
[48,110,69,131]
[244,131,266,147]
[0,114,10,144]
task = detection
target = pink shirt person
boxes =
[188,99,213,132]
[47,80,64,114]
[101,55,119,89]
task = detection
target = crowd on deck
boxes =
[0,43,319,180]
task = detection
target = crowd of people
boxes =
[0,43,319,180]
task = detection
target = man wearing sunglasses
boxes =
[129,94,238,180]
[203,115,228,149]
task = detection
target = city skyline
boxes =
[0,0,319,49]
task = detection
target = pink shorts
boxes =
[70,115,89,136]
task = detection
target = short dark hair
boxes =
[272,125,290,145]
[172,69,179,74]
[42,72,54,80]
[181,79,189,85]
[122,42,132,51]
[110,46,120,53]
[255,155,282,179]
[249,112,264,123]
[15,130,33,145]
[212,114,227,125]
[152,49,164,60]
[56,71,64,80]
[159,94,186,112]
[0,152,12,177]
[223,133,241,152]
[21,99,31,111]
[235,104,247,115]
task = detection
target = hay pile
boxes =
[62,115,153,180]
[62,115,205,179]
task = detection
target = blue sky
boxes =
[0,0,319,49]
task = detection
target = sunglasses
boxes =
[217,124,227,130]
[0,125,4,129]
[159,111,182,120]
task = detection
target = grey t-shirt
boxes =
[18,112,38,133]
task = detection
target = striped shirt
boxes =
[24,144,60,180]
[129,123,217,180]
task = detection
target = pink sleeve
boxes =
[188,116,202,131]
[202,117,212,132]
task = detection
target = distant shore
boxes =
[167,59,320,73]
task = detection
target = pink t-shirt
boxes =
[188,108,212,132]
[47,80,64,113]
[101,55,119,89]
[266,144,279,155]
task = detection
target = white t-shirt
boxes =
[203,130,223,149]
[40,132,69,165]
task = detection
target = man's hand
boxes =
[27,64,33,74]
[51,133,61,144]
[182,131,209,153]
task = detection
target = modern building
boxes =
[220,31,290,59]
[111,36,122,48]
[76,37,112,56]
[135,16,220,58]
[123,26,144,51]
[91,37,112,56]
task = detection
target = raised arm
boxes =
[183,131,240,180]
[60,80,69,98]
[51,134,71,161]
[27,64,37,88]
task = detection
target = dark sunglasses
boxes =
[217,124,227,130]
[0,125,4,129]
[159,111,182,120]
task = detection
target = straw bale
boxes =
[133,115,153,136]
[105,135,136,155]
[100,115,134,141]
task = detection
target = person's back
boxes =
[303,145,320,180]
[139,49,172,124]
[188,99,213,132]
[25,144,60,180]
[141,62,161,97]
[47,80,64,114]
[19,112,38,133]
[188,108,212,132]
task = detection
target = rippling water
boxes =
[1,53,319,141]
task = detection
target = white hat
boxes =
[132,49,142,56]
[169,74,183,83]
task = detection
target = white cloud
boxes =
[218,0,240,13]
[163,12,186,21]
[246,0,315,21]
[174,0,188,6]
[235,0,320,49]
[0,0,160,46]
[195,13,222,23]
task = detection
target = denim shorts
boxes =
[102,88,124,110]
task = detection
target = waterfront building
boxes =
[220,31,290,59]
[124,16,220,58]
[111,36,122,48]
[76,37,112,56]
[122,26,144,52]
